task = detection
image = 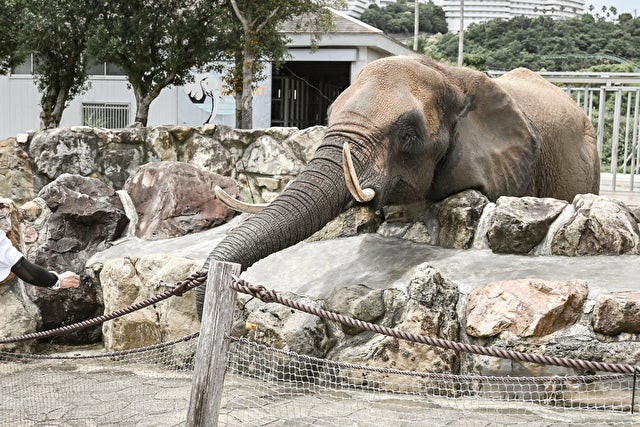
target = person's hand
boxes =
[58,271,80,289]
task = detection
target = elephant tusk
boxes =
[342,143,376,203]
[214,186,268,214]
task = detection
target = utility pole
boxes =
[413,0,419,51]
[457,0,464,66]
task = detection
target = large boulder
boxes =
[0,199,40,352]
[124,161,238,240]
[465,278,588,338]
[592,291,640,335]
[551,194,640,255]
[438,190,488,249]
[324,264,460,377]
[0,137,37,205]
[99,254,201,352]
[28,126,153,190]
[487,197,567,254]
[24,174,129,344]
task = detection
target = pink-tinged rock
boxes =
[124,161,238,240]
[466,278,588,338]
[592,292,640,336]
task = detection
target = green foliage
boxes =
[17,0,101,128]
[88,0,228,125]
[360,0,447,34]
[0,0,25,74]
[426,14,640,72]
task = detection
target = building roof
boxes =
[282,8,415,57]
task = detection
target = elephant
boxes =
[196,55,600,313]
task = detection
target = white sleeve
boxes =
[0,230,24,282]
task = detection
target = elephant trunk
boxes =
[196,140,352,313]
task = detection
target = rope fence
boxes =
[1,263,639,425]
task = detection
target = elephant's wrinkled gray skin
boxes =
[196,56,599,314]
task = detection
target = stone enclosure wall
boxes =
[0,125,639,377]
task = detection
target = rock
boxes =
[284,126,326,163]
[307,206,380,242]
[124,161,238,240]
[552,194,640,255]
[24,174,129,344]
[378,202,440,245]
[243,292,328,358]
[326,264,460,378]
[592,291,640,336]
[240,134,304,176]
[438,190,488,249]
[325,284,385,335]
[487,197,567,254]
[0,285,41,353]
[0,137,37,204]
[182,132,235,176]
[29,127,152,190]
[466,278,588,338]
[100,255,201,351]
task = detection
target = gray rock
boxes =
[25,174,129,344]
[487,197,567,254]
[438,190,489,249]
[552,194,640,255]
[592,291,640,335]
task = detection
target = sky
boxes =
[585,0,638,17]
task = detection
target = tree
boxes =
[17,0,100,129]
[360,0,447,35]
[0,0,25,74]
[227,0,344,129]
[89,0,227,126]
[426,13,640,72]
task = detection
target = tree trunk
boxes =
[234,92,242,127]
[240,45,254,129]
[39,88,68,129]
[133,90,151,126]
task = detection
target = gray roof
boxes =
[282,8,415,57]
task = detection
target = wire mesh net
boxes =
[221,337,639,426]
[0,334,198,427]
[1,334,639,426]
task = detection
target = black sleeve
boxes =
[10,257,58,288]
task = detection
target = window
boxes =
[82,103,130,129]
[11,53,42,75]
[86,57,124,76]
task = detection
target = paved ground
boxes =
[600,172,640,206]
[2,354,639,427]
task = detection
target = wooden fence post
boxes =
[186,261,241,427]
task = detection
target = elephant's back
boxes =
[496,69,600,200]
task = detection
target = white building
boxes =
[0,9,414,139]
[443,0,586,32]
[344,0,586,32]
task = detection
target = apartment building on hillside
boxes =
[343,0,586,31]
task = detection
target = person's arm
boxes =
[10,257,80,289]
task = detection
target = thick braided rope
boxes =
[0,271,207,344]
[231,278,640,375]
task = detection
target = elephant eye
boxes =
[393,109,429,156]
[399,130,427,154]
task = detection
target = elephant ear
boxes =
[432,73,540,202]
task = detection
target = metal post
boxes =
[413,0,419,51]
[597,87,607,161]
[457,0,464,66]
[187,261,241,427]
[611,89,622,190]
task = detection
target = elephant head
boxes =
[196,55,599,313]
